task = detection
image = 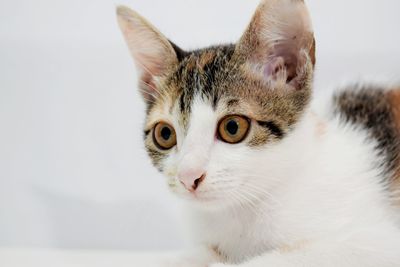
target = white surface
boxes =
[0,248,172,267]
[0,0,400,251]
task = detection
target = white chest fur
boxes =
[184,108,399,264]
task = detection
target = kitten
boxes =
[117,0,400,266]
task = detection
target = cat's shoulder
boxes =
[331,84,400,199]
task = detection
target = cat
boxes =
[116,0,400,266]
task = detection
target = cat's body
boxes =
[184,86,400,266]
[117,0,400,266]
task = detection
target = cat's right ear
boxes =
[235,0,315,91]
[116,6,181,103]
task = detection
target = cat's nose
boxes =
[178,171,206,192]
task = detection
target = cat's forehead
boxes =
[145,44,310,133]
[146,45,237,127]
[167,45,237,111]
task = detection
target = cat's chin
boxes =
[168,180,243,210]
[173,192,237,211]
[187,199,233,211]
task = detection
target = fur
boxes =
[117,0,400,266]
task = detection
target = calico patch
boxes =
[334,85,400,188]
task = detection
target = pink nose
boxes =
[178,171,206,192]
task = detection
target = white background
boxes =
[1,0,400,250]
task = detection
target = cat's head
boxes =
[117,0,315,209]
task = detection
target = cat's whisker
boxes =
[207,180,236,186]
[229,191,253,218]
[237,188,270,217]
[240,182,273,198]
[224,191,242,219]
[240,182,282,207]
[232,189,262,217]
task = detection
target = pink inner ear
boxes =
[263,49,300,85]
[264,56,285,79]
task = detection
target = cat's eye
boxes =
[218,115,250,144]
[153,122,177,150]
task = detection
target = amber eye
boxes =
[153,122,177,150]
[218,115,250,144]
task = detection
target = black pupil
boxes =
[160,126,171,140]
[226,120,239,135]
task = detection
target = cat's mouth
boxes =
[167,178,216,201]
[169,177,241,207]
[170,175,269,211]
[177,187,219,202]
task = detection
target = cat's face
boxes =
[117,0,315,209]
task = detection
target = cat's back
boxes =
[332,84,400,196]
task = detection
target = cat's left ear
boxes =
[116,6,183,103]
[236,0,315,90]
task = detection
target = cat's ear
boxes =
[236,0,315,90]
[116,6,183,103]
